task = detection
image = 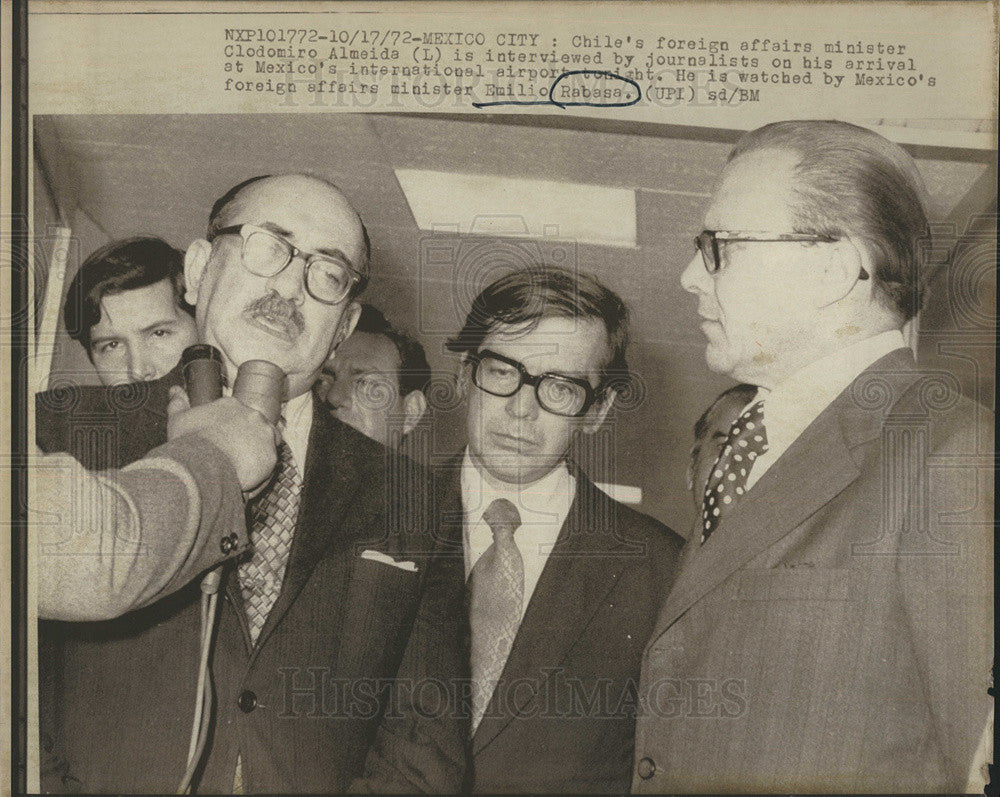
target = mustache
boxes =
[245,291,305,335]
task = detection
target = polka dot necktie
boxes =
[239,439,301,642]
[469,498,524,734]
[701,400,768,544]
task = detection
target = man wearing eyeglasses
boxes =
[632,121,992,792]
[36,174,466,793]
[439,265,683,793]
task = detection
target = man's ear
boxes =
[581,388,617,434]
[815,238,870,308]
[183,239,212,306]
[330,301,361,354]
[401,390,428,436]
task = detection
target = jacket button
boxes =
[238,690,257,713]
[220,536,234,555]
[637,757,656,779]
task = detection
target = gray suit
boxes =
[633,348,993,793]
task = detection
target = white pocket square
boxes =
[360,549,418,572]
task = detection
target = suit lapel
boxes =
[472,472,639,755]
[646,348,921,647]
[251,406,359,654]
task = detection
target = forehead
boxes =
[481,315,610,374]
[704,148,801,231]
[218,176,365,265]
[335,332,400,372]
[94,279,181,331]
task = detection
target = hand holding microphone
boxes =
[169,345,287,494]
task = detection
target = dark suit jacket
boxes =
[438,455,684,794]
[36,376,467,793]
[633,348,994,793]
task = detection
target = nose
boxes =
[505,383,539,421]
[324,376,352,411]
[680,251,710,295]
[128,350,157,383]
[266,255,307,304]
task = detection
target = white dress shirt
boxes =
[461,448,576,619]
[744,330,906,490]
[280,389,313,477]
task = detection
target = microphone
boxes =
[232,360,287,425]
[181,344,224,407]
[176,350,288,795]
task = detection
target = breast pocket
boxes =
[733,568,853,601]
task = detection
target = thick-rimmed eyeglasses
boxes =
[469,349,602,418]
[694,230,863,277]
[210,223,361,305]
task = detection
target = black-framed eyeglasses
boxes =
[694,230,867,278]
[469,349,602,418]
[210,223,362,305]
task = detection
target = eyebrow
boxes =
[485,350,594,382]
[89,315,182,347]
[257,221,357,269]
[140,317,183,334]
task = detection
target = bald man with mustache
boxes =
[36,174,467,793]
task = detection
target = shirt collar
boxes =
[280,389,313,474]
[755,329,906,454]
[459,447,575,523]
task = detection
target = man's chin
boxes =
[478,452,556,486]
[704,344,737,377]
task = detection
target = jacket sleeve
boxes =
[36,435,249,621]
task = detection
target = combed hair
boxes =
[729,120,932,320]
[446,264,631,392]
[354,304,432,396]
[64,236,191,353]
[206,173,372,297]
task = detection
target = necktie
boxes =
[469,498,523,734]
[239,439,301,642]
[701,400,768,544]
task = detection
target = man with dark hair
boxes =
[316,303,430,447]
[442,264,684,793]
[36,174,466,793]
[63,236,198,384]
[633,120,993,792]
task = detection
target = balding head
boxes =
[208,174,371,292]
[184,173,367,398]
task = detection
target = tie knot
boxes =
[482,498,521,540]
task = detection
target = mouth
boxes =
[699,315,722,335]
[244,310,299,342]
[490,431,540,452]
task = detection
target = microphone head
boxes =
[233,360,287,425]
[182,344,225,407]
[181,344,222,367]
